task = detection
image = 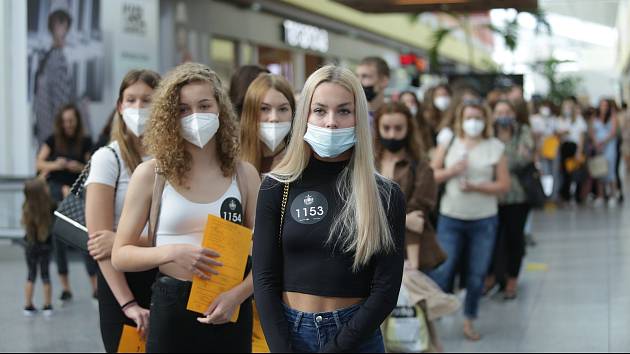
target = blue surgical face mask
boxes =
[495,116,515,128]
[303,123,356,158]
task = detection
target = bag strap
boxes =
[103,146,121,192]
[235,162,248,223]
[148,165,167,247]
[69,160,92,196]
[278,183,290,246]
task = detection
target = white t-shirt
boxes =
[530,114,556,137]
[436,127,454,147]
[85,141,149,229]
[556,116,587,144]
[440,137,505,220]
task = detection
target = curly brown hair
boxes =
[143,63,239,186]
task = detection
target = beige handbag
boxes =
[587,155,609,179]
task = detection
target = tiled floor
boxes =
[0,202,628,352]
[435,202,630,352]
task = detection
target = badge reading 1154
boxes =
[290,191,328,225]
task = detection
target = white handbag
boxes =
[587,155,609,179]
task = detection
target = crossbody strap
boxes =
[103,146,121,192]
[278,183,290,246]
[148,165,166,247]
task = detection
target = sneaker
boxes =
[42,305,53,317]
[608,198,617,207]
[23,305,37,317]
[593,198,605,208]
[60,291,73,302]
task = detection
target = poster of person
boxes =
[27,0,105,145]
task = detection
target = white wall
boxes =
[0,0,31,177]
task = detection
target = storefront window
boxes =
[258,45,294,83]
[211,37,236,84]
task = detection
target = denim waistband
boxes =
[282,302,362,329]
[153,273,192,298]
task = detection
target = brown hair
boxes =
[373,102,425,162]
[22,178,53,244]
[423,84,452,131]
[454,100,493,139]
[144,62,239,186]
[53,103,85,156]
[240,74,295,172]
[229,65,270,118]
[110,69,161,174]
[359,57,390,78]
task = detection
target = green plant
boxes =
[531,58,582,104]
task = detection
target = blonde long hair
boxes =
[240,74,295,172]
[271,65,394,271]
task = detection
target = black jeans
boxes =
[560,142,583,202]
[147,274,252,353]
[490,204,530,283]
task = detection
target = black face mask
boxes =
[363,85,377,102]
[380,136,407,152]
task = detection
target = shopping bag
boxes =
[383,285,430,353]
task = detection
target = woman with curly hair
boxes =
[112,62,261,352]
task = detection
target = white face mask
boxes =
[409,106,418,116]
[180,112,220,148]
[434,96,451,112]
[259,122,291,152]
[540,107,551,117]
[462,118,485,138]
[303,123,356,158]
[122,107,150,137]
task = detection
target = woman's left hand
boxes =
[88,230,116,261]
[197,287,243,325]
[460,180,478,193]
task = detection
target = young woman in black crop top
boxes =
[252,65,406,353]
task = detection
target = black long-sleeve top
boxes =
[252,156,406,352]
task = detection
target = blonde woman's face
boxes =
[308,82,356,129]
[178,82,219,118]
[259,88,292,123]
[119,81,154,112]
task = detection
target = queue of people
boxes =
[20,53,628,353]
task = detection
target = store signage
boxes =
[282,20,329,53]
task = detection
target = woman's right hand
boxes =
[122,304,150,340]
[406,210,425,234]
[88,230,116,261]
[170,244,223,280]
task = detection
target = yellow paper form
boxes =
[186,214,252,322]
[117,325,146,353]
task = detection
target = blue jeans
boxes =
[428,214,498,319]
[282,303,384,353]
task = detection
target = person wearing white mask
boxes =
[84,69,161,352]
[240,74,295,175]
[111,63,261,352]
[399,90,433,153]
[423,84,452,146]
[429,100,510,342]
[253,65,406,352]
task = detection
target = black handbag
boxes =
[515,162,546,209]
[52,147,120,253]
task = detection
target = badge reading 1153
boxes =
[290,191,328,225]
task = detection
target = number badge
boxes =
[220,197,243,225]
[290,191,328,225]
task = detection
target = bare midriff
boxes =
[283,292,363,313]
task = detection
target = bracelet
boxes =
[120,299,137,311]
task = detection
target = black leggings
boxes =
[53,234,98,276]
[97,268,156,353]
[147,274,253,353]
[26,242,52,283]
[490,204,530,282]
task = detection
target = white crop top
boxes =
[155,176,243,247]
